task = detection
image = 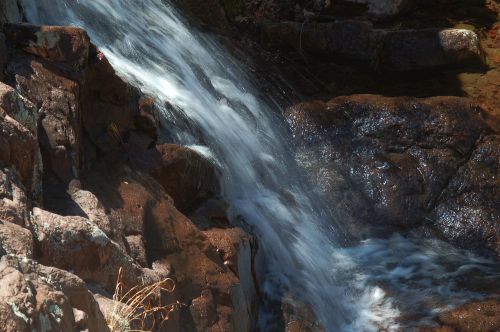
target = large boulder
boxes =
[134,144,221,212]
[262,21,482,71]
[83,161,257,331]
[0,255,109,332]
[285,95,498,255]
[31,207,156,291]
[432,134,500,255]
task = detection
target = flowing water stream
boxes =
[22,1,500,331]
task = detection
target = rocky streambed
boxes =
[0,0,499,331]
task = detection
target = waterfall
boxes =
[21,1,499,331]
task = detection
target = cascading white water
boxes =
[21,1,499,331]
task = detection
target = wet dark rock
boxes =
[432,134,500,255]
[188,197,232,230]
[282,296,325,332]
[285,95,498,255]
[0,33,7,81]
[136,96,160,142]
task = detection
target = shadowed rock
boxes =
[134,144,221,213]
[262,21,482,71]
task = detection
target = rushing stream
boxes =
[22,1,500,331]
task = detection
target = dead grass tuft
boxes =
[108,267,181,332]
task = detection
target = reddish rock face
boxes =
[5,24,90,70]
[135,144,221,213]
[31,207,153,292]
[0,108,40,195]
[12,59,81,184]
[0,19,257,332]
[136,96,160,142]
[285,95,498,255]
[0,81,37,133]
[4,23,154,194]
[0,219,33,257]
[0,255,109,332]
[6,26,84,185]
[80,44,144,154]
[83,161,256,331]
[69,188,113,239]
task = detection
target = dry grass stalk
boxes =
[108,267,181,332]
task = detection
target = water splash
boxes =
[22,0,499,330]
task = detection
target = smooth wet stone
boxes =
[285,95,498,256]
